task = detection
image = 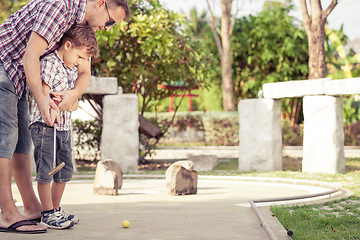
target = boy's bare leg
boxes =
[0,157,46,231]
[37,182,53,211]
[52,182,66,210]
[11,153,43,219]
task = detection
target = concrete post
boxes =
[303,96,345,174]
[101,89,139,172]
[238,98,282,172]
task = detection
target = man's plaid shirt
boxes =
[0,0,86,98]
[30,51,78,131]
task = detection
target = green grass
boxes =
[271,197,360,240]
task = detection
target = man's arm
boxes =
[57,60,91,111]
[23,32,58,126]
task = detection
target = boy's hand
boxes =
[37,94,59,126]
[50,108,60,124]
[50,92,62,104]
[49,93,61,124]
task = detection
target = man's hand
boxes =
[52,90,77,111]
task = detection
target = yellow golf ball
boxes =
[122,220,130,228]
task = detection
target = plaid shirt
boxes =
[30,51,78,131]
[0,0,86,98]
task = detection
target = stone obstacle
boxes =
[94,159,123,195]
[239,77,360,174]
[165,161,198,196]
[85,76,139,173]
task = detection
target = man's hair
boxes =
[109,0,131,21]
[61,23,98,57]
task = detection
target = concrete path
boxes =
[2,177,347,240]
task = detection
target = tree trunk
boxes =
[299,0,338,79]
[221,0,235,111]
[307,19,327,79]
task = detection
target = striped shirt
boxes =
[30,51,78,131]
[0,0,86,98]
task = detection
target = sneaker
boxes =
[58,207,79,224]
[41,209,74,229]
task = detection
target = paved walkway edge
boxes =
[124,175,352,240]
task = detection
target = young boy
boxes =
[29,23,98,230]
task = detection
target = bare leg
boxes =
[52,182,66,210]
[0,157,23,223]
[0,157,46,231]
[11,153,43,219]
[37,183,53,212]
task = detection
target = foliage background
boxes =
[232,3,309,100]
[92,0,214,116]
[2,0,360,156]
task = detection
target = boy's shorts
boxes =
[0,60,32,159]
[30,122,73,183]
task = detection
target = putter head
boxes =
[48,162,65,176]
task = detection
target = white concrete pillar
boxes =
[101,90,139,172]
[303,96,345,174]
[238,98,282,172]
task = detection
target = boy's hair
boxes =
[61,23,98,57]
[109,0,131,21]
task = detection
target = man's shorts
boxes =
[0,60,31,159]
[30,122,73,183]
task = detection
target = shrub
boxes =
[202,113,239,146]
[72,119,102,161]
[144,111,238,146]
[344,121,360,146]
[144,112,205,145]
[146,112,306,147]
[281,118,303,146]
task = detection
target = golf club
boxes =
[48,122,65,175]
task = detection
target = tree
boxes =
[187,8,210,38]
[205,0,243,111]
[92,0,213,113]
[299,0,338,79]
[325,25,360,125]
[92,0,214,160]
[232,2,309,124]
[325,25,360,79]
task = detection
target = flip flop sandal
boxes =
[0,219,47,234]
[30,217,41,223]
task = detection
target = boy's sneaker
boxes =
[58,207,79,224]
[41,209,74,229]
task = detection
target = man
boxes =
[0,0,130,233]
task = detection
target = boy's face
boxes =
[63,41,91,68]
